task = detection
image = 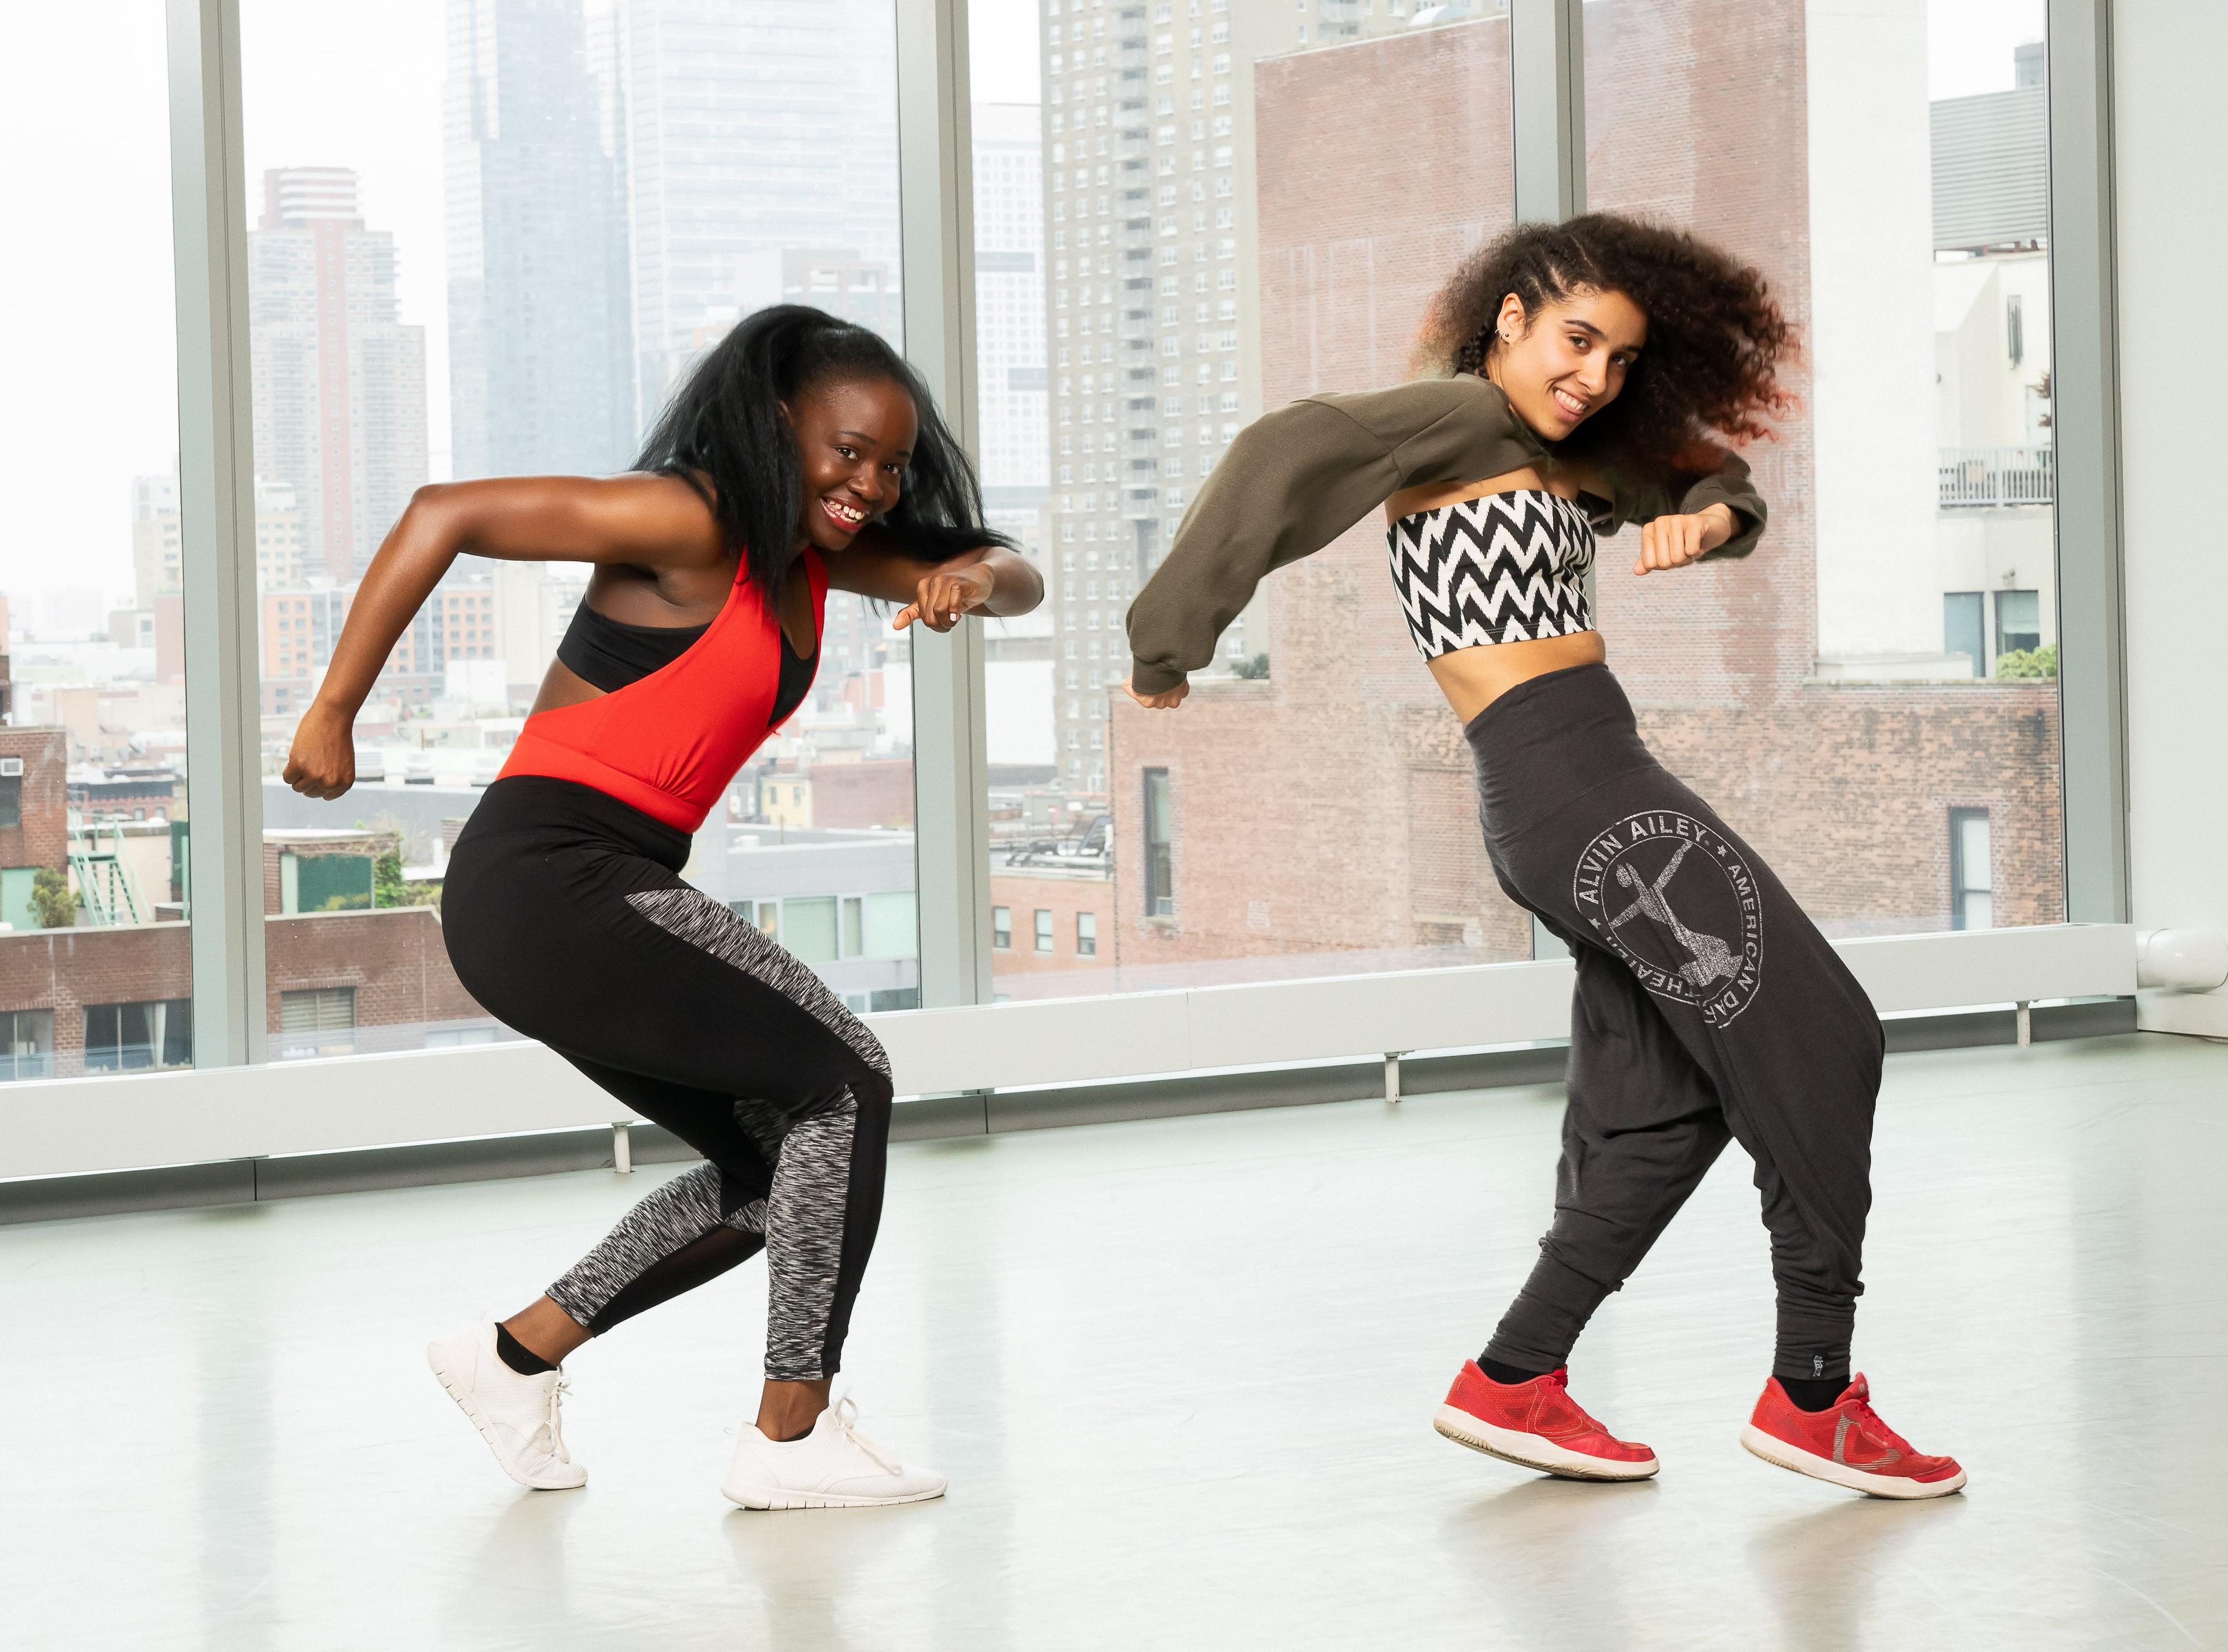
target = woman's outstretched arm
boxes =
[283,473,722,799]
[826,532,1045,632]
[1122,400,1404,701]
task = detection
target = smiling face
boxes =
[1485,286,1648,443]
[786,374,919,553]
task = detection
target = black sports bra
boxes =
[558,599,818,724]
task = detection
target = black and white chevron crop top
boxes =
[1387,489,1595,658]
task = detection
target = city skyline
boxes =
[0,0,2059,1024]
[0,0,2042,604]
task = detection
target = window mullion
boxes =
[898,0,994,1008]
[166,0,267,1067]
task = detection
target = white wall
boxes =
[2117,0,2228,1033]
[1807,0,1943,662]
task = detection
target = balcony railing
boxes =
[1939,446,2054,508]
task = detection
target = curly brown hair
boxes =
[1412,212,1796,469]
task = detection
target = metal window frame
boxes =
[1511,0,1585,968]
[1510,0,1586,224]
[93,0,2133,1176]
[2045,0,2131,924]
[897,0,995,1009]
[169,0,266,1069]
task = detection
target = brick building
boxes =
[0,742,491,1079]
[262,907,488,1059]
[68,767,182,824]
[0,922,193,1077]
[769,758,917,832]
[262,828,403,914]
[0,727,69,876]
[0,905,493,1079]
[1105,3,2065,983]
[989,864,1114,994]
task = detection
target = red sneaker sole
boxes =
[1739,1423,1966,1499]
[1434,1405,1659,1481]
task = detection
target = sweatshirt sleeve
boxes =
[1123,397,1404,694]
[1594,445,1768,560]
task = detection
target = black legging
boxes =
[442,776,894,1382]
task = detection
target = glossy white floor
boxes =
[3,1032,2224,1650]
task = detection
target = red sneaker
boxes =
[1742,1374,1966,1499]
[1434,1361,1659,1481]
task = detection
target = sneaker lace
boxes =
[531,1377,572,1463]
[829,1395,902,1476]
[1843,1395,1914,1458]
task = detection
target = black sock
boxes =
[1777,1375,1847,1411]
[495,1323,556,1376]
[1480,1357,1550,1386]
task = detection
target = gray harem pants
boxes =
[1467,664,1883,1384]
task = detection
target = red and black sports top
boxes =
[500,549,827,832]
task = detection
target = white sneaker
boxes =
[426,1323,587,1491]
[721,1396,947,1510]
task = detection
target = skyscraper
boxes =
[975,101,1051,526]
[444,0,634,480]
[247,168,429,582]
[614,0,903,421]
[129,473,179,613]
[1036,0,1422,795]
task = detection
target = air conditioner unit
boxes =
[0,758,23,777]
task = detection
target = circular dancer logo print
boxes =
[1572,811,1763,1027]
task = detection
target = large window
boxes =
[967,0,2066,1008]
[0,2,195,1081]
[973,0,1519,999]
[1583,0,2063,939]
[240,0,918,1057]
[0,0,2112,1141]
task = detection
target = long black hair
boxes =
[634,304,1013,596]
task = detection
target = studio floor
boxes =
[3,1031,2225,1650]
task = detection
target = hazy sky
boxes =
[0,0,2039,606]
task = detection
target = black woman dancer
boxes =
[285,307,1042,1508]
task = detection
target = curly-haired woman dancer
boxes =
[1125,215,1963,1499]
[285,306,1041,1508]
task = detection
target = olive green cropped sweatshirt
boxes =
[1124,372,1767,695]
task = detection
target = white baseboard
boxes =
[2136,987,2228,1039]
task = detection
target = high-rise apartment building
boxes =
[1103,1,2067,986]
[130,474,180,612]
[255,480,309,592]
[247,168,429,582]
[1036,0,1426,794]
[260,587,353,718]
[443,0,634,480]
[614,0,902,423]
[975,101,1051,541]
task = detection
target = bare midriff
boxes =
[1385,465,1608,725]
